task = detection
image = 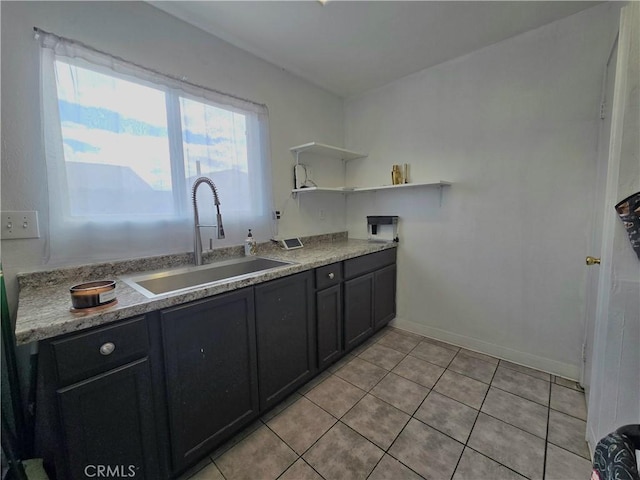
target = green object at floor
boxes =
[1,263,27,453]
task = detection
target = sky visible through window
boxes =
[55,60,249,208]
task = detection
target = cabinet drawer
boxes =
[315,262,342,290]
[344,249,396,279]
[51,317,149,386]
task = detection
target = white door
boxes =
[581,37,617,391]
[585,2,640,452]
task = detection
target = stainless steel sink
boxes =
[123,257,294,298]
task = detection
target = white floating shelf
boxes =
[292,181,451,194]
[290,142,367,161]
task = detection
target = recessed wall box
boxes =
[367,216,399,243]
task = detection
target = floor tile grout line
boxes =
[366,351,452,480]
[393,327,557,383]
[261,392,304,424]
[409,395,549,448]
[449,357,499,479]
[332,334,417,407]
[387,333,555,390]
[463,444,535,480]
[409,414,470,447]
[542,375,553,480]
[209,419,265,463]
[547,406,588,423]
[354,343,441,417]
[378,417,427,479]
[300,377,364,421]
[373,367,435,396]
[459,366,553,479]
[183,457,218,480]
[379,341,458,392]
[498,359,552,382]
[408,353,450,413]
[207,326,582,480]
[407,350,458,370]
[453,348,500,367]
[211,459,228,480]
[359,364,423,480]
[488,382,550,408]
[267,393,366,480]
[382,451,433,480]
[343,415,405,479]
[369,448,427,480]
[332,364,390,395]
[422,383,481,413]
[335,419,417,479]
[471,406,548,441]
[545,439,592,461]
[552,381,585,393]
[264,416,337,480]
[263,412,335,456]
[490,377,587,422]
[302,354,559,478]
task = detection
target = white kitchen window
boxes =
[38,31,273,263]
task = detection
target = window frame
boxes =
[39,29,273,263]
[53,57,264,222]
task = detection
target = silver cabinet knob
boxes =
[328,273,335,279]
[99,342,115,356]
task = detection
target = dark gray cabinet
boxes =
[255,271,315,410]
[374,264,397,331]
[315,262,343,370]
[57,359,160,480]
[317,284,342,369]
[344,273,375,350]
[39,317,160,480]
[38,248,396,479]
[160,288,258,472]
[344,250,397,351]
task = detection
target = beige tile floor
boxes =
[182,327,592,480]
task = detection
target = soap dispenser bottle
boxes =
[245,229,257,256]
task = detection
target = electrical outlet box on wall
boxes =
[1,211,40,239]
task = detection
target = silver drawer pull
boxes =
[328,273,335,279]
[99,342,115,356]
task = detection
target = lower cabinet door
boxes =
[255,271,315,410]
[317,284,343,370]
[374,264,397,330]
[344,273,374,350]
[57,358,160,480]
[160,288,258,473]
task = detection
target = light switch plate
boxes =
[1,211,40,239]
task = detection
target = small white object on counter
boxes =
[244,229,257,256]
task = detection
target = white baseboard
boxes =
[390,317,581,380]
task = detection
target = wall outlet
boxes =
[1,211,40,239]
[318,209,326,221]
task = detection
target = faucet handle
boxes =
[216,214,225,239]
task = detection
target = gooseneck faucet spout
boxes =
[192,177,225,266]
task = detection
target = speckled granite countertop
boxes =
[15,234,396,345]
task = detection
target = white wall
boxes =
[344,3,621,379]
[0,1,345,309]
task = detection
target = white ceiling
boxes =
[150,1,601,97]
